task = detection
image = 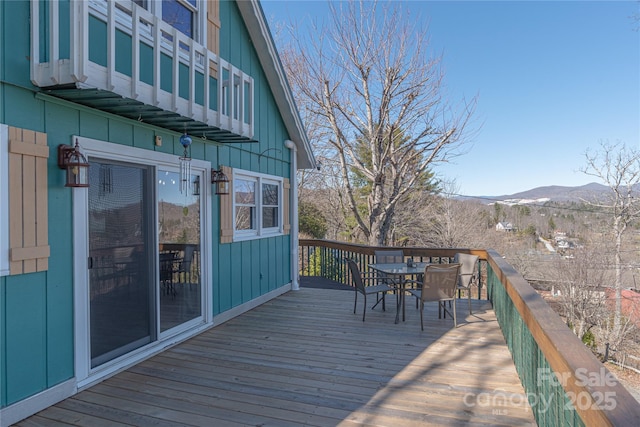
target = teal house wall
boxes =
[0,1,310,421]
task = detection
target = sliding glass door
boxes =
[88,160,155,368]
[87,161,204,368]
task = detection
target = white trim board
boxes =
[0,379,76,427]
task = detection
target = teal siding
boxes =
[5,274,47,405]
[1,0,297,411]
[195,71,204,106]
[89,14,108,67]
[230,243,243,307]
[216,243,232,314]
[140,42,154,85]
[45,175,75,388]
[79,111,109,141]
[38,0,48,62]
[240,241,252,301]
[209,76,218,110]
[109,120,135,146]
[58,0,70,60]
[115,29,133,77]
[179,63,189,100]
[3,1,31,88]
[4,85,45,132]
[160,53,172,93]
[133,126,155,150]
[45,101,80,140]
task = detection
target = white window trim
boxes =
[0,124,9,276]
[72,135,213,387]
[149,0,203,43]
[233,169,284,242]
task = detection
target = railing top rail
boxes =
[484,249,640,426]
[298,239,488,261]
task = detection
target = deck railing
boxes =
[299,239,640,427]
[298,239,488,299]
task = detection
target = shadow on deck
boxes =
[19,278,536,426]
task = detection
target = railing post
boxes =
[70,0,88,83]
[131,5,140,98]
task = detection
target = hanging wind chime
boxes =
[179,132,193,194]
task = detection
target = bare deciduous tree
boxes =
[582,140,640,350]
[552,245,611,343]
[403,180,488,248]
[281,0,476,245]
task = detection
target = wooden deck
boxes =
[18,283,536,426]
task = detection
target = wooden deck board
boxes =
[17,287,536,426]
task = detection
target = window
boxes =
[162,0,198,39]
[234,178,256,231]
[262,182,279,228]
[129,0,201,42]
[233,170,283,240]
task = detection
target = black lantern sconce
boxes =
[211,168,230,195]
[58,139,89,187]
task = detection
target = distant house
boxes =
[0,1,315,425]
[496,221,514,232]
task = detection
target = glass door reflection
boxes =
[158,169,202,332]
[88,160,154,368]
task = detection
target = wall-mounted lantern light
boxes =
[211,168,229,195]
[58,139,89,187]
[192,175,201,196]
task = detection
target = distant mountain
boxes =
[461,183,612,205]
[496,183,610,203]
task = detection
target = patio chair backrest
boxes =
[345,258,366,294]
[420,263,460,301]
[453,253,479,289]
[374,250,404,264]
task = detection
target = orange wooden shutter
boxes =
[283,178,290,235]
[207,0,220,56]
[8,127,50,274]
[219,165,234,244]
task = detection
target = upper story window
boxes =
[162,0,198,39]
[131,0,201,42]
[233,170,283,240]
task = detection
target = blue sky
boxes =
[261,0,640,196]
